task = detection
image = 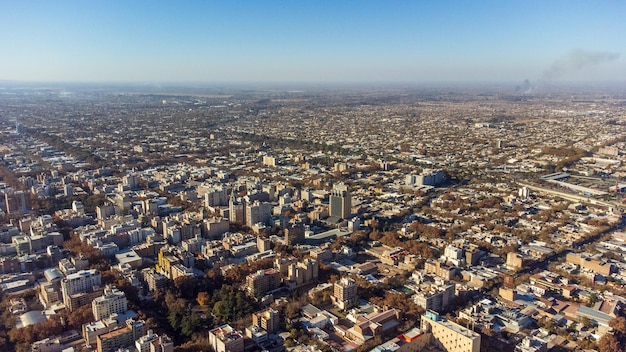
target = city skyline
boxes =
[1,1,624,83]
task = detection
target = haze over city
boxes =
[1,1,625,83]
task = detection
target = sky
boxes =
[1,1,624,83]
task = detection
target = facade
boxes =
[4,191,31,214]
[421,311,480,352]
[61,269,101,305]
[135,330,174,352]
[245,201,272,227]
[333,277,358,310]
[252,308,280,333]
[92,286,128,321]
[284,226,305,246]
[205,187,229,207]
[262,155,276,167]
[209,324,245,352]
[246,269,281,297]
[142,268,168,292]
[96,319,147,352]
[413,282,455,313]
[329,183,351,219]
[286,258,319,287]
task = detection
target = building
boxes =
[97,319,147,352]
[412,282,455,313]
[284,226,305,246]
[256,236,271,252]
[246,269,281,297]
[123,174,138,190]
[506,252,524,271]
[92,286,128,321]
[61,269,102,306]
[332,277,358,310]
[421,311,480,352]
[229,194,245,225]
[286,258,319,287]
[416,169,445,186]
[346,309,401,344]
[565,252,615,276]
[252,308,280,333]
[369,327,430,352]
[245,201,272,227]
[142,268,168,292]
[135,330,174,352]
[4,191,31,214]
[209,324,245,352]
[149,334,174,352]
[205,187,229,207]
[262,155,276,167]
[329,183,351,219]
[12,235,31,256]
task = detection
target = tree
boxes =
[598,333,622,352]
[196,291,210,306]
[610,316,626,334]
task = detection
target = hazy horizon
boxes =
[2,1,625,84]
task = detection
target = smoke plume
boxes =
[542,49,620,80]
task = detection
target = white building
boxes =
[61,269,101,303]
[92,285,128,321]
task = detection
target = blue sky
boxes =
[1,1,624,83]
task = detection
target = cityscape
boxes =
[1,1,626,352]
[0,82,625,352]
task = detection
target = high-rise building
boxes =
[149,334,174,352]
[286,258,319,287]
[332,277,358,309]
[205,187,229,207]
[252,308,280,333]
[329,183,351,219]
[4,191,31,214]
[96,319,147,352]
[92,286,128,321]
[245,201,272,227]
[135,330,174,352]
[246,269,281,297]
[123,174,138,190]
[421,310,480,352]
[284,226,305,246]
[229,194,245,225]
[61,269,101,306]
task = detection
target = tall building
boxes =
[209,325,245,352]
[329,183,351,219]
[205,187,229,207]
[421,311,480,352]
[284,226,305,246]
[245,201,272,227]
[229,193,245,225]
[16,121,24,134]
[286,258,319,287]
[123,174,139,190]
[92,286,128,321]
[412,282,455,313]
[246,269,281,297]
[332,277,358,310]
[4,191,31,214]
[252,308,280,333]
[61,269,102,305]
